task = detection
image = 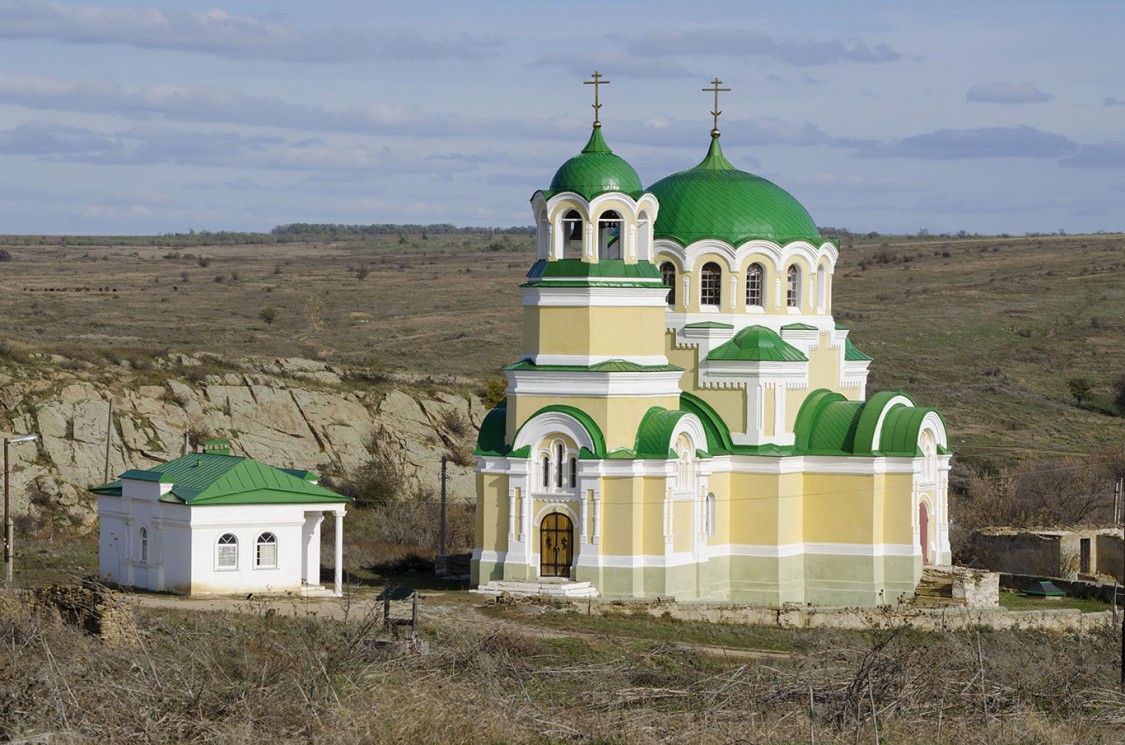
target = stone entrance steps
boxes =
[472,579,599,599]
[911,567,966,608]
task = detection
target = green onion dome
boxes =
[548,127,643,199]
[648,136,821,246]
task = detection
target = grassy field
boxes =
[1,230,1124,463]
[2,578,1123,744]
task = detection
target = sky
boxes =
[0,0,1123,236]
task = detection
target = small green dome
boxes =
[548,127,643,199]
[706,325,807,363]
[648,136,821,246]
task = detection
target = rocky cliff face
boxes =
[0,354,484,529]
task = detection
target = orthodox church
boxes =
[472,77,951,606]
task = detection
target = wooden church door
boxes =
[540,513,573,578]
[919,503,930,565]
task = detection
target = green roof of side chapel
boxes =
[648,135,822,247]
[91,452,349,506]
[544,127,644,200]
[706,325,807,362]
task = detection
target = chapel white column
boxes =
[334,510,344,596]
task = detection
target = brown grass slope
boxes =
[2,231,1124,462]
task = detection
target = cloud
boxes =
[966,82,1053,104]
[528,54,693,79]
[0,71,480,136]
[618,28,900,66]
[1104,97,1125,106]
[855,125,1076,159]
[1059,142,1125,168]
[0,0,499,62]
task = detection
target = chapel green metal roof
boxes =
[91,452,349,506]
[504,359,681,373]
[706,325,807,362]
[647,136,822,247]
[526,259,661,281]
[844,338,873,361]
[634,407,691,458]
[683,321,734,329]
[545,127,643,200]
[475,405,508,456]
[806,400,865,453]
[512,404,607,458]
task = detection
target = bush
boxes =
[0,248,11,262]
[258,307,277,326]
[479,376,507,410]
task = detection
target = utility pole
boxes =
[1118,477,1124,693]
[439,455,447,557]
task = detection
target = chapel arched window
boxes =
[255,532,277,569]
[700,262,722,307]
[216,533,238,570]
[555,443,565,488]
[746,263,764,307]
[597,211,622,260]
[568,457,577,489]
[541,455,551,488]
[139,526,149,564]
[563,210,583,258]
[786,265,801,308]
[660,262,677,307]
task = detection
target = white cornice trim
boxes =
[523,285,667,308]
[509,369,683,397]
[527,354,671,367]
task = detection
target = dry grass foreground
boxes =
[2,581,1124,744]
[1,231,1123,463]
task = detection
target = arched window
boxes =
[555,442,565,488]
[816,264,827,311]
[705,494,716,539]
[745,263,764,307]
[700,262,722,307]
[786,265,800,308]
[541,454,550,488]
[563,210,583,258]
[660,262,677,307]
[597,210,622,260]
[255,532,277,569]
[216,533,238,570]
[138,526,149,564]
[568,456,577,488]
[921,430,937,483]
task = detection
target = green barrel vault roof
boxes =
[92,452,349,506]
[475,405,508,456]
[634,407,691,458]
[545,127,643,200]
[706,326,807,362]
[647,136,821,247]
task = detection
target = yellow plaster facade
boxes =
[473,112,952,606]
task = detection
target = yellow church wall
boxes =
[599,477,644,557]
[475,472,510,553]
[523,306,667,359]
[806,335,842,393]
[881,473,915,544]
[691,388,747,433]
[642,477,668,556]
[673,499,694,554]
[510,394,681,451]
[801,473,878,544]
[724,471,797,546]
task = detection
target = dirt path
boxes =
[130,588,792,662]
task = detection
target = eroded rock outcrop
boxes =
[0,355,484,528]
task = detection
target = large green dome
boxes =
[648,136,821,246]
[548,127,643,199]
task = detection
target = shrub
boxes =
[0,248,11,262]
[258,307,277,326]
[480,377,507,410]
[1067,377,1092,407]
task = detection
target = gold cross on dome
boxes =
[584,71,611,128]
[703,77,731,137]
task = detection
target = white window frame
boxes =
[746,263,764,308]
[255,532,278,570]
[138,526,149,564]
[700,262,722,308]
[216,533,238,571]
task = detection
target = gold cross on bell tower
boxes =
[703,77,731,138]
[584,71,611,129]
